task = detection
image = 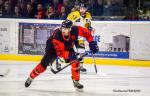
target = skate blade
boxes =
[75,88,84,92]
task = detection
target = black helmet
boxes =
[61,20,73,28]
[79,3,87,9]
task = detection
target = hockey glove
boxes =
[89,41,99,54]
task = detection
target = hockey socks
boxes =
[30,63,46,79]
[25,63,46,88]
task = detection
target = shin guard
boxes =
[30,63,46,79]
[71,61,80,81]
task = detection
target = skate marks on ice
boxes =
[1,61,150,96]
[27,78,126,96]
[28,88,126,96]
[0,69,10,77]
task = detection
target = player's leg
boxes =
[74,38,87,72]
[78,48,87,72]
[71,61,83,89]
[25,52,57,88]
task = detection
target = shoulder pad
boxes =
[67,11,80,20]
[85,12,92,19]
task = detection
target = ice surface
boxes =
[0,60,150,96]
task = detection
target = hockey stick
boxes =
[0,69,10,77]
[92,52,98,74]
[51,53,88,74]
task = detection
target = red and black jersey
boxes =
[47,26,93,59]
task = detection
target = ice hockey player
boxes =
[25,20,99,89]
[65,3,94,72]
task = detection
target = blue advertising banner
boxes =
[87,51,129,59]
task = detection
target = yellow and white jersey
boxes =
[67,11,92,51]
[67,11,92,28]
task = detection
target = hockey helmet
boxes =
[61,20,73,28]
[79,3,88,9]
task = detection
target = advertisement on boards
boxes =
[18,23,60,55]
[19,22,130,59]
[130,23,150,60]
[0,21,10,53]
[88,22,131,59]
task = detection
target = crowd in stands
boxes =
[0,0,150,20]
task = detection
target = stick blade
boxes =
[51,68,58,74]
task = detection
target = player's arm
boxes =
[85,12,92,28]
[77,26,99,54]
[67,12,73,21]
[77,26,93,43]
[67,11,80,24]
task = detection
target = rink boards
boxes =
[0,18,150,67]
[0,54,150,67]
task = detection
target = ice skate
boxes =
[25,77,33,88]
[73,80,84,89]
[71,77,84,89]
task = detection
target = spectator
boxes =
[93,0,104,16]
[25,3,35,18]
[45,5,58,19]
[12,5,22,18]
[35,4,45,19]
[0,0,4,17]
[84,0,94,14]
[67,0,74,11]
[59,0,70,15]
[37,0,53,7]
[2,1,13,18]
[9,0,17,9]
[17,0,27,17]
[71,0,80,12]
[53,0,62,14]
[59,6,67,19]
[102,0,113,16]
[30,0,37,12]
[111,0,124,16]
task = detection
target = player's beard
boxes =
[62,30,69,36]
[62,31,70,41]
[79,8,86,17]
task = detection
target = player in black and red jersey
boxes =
[25,20,99,89]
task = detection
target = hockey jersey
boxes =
[50,26,93,59]
[67,11,92,28]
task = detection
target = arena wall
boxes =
[0,18,150,66]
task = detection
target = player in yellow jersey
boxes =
[66,3,94,72]
[67,3,92,28]
[56,3,94,72]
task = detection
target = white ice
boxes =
[0,60,150,96]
